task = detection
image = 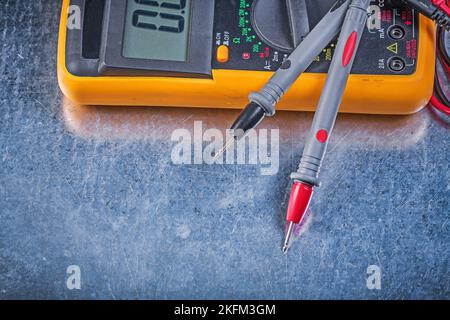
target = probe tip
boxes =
[282,221,295,254]
[212,137,235,162]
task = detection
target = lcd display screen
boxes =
[123,0,191,62]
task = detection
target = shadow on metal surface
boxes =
[61,97,430,148]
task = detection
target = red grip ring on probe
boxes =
[286,182,314,224]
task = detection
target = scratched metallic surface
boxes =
[0,1,449,300]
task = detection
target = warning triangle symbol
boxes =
[387,43,398,54]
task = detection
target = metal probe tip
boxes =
[212,137,235,162]
[282,221,295,254]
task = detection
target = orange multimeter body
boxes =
[58,0,436,115]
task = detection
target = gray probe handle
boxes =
[249,0,352,116]
[291,0,371,186]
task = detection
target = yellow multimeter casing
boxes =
[58,0,436,115]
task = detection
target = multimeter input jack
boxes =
[388,25,406,40]
[388,57,406,72]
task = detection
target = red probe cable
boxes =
[433,0,450,16]
[430,95,450,115]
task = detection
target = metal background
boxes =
[0,1,448,299]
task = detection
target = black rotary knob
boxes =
[250,0,310,52]
[250,0,337,52]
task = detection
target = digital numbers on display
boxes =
[131,0,187,34]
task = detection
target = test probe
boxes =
[213,0,353,160]
[215,0,450,253]
[224,0,450,144]
[283,0,372,252]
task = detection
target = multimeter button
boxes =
[217,45,229,63]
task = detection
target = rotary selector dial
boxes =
[250,0,310,52]
[250,0,337,52]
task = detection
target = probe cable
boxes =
[430,25,450,115]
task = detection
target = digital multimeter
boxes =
[58,0,436,114]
